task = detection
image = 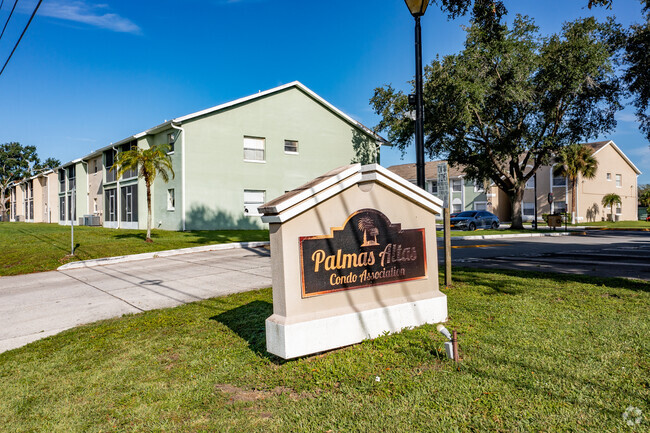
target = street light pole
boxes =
[404,0,428,189]
[414,15,425,189]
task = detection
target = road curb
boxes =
[450,232,584,241]
[57,241,271,271]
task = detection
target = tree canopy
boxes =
[371,14,621,228]
[621,1,650,141]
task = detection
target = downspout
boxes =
[113,145,120,229]
[170,121,186,231]
[46,175,50,223]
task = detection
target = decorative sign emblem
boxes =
[299,209,427,297]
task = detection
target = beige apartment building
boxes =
[389,140,640,223]
[9,170,59,223]
[522,141,640,223]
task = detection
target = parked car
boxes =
[450,210,500,231]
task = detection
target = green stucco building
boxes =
[51,82,386,230]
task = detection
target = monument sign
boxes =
[259,164,447,359]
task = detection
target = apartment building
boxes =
[10,81,386,230]
[388,141,640,223]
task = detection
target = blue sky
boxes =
[1,0,648,184]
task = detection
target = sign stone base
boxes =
[265,295,447,359]
[259,164,447,359]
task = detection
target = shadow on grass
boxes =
[113,232,161,241]
[451,266,650,294]
[211,300,285,363]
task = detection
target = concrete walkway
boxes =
[0,246,271,354]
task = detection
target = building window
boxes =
[616,204,622,215]
[523,202,535,216]
[452,203,462,213]
[451,179,462,192]
[554,201,567,214]
[606,172,611,181]
[105,149,117,183]
[243,137,265,162]
[284,140,298,154]
[120,141,138,180]
[474,181,485,193]
[474,201,487,211]
[615,174,622,187]
[552,174,566,187]
[67,192,76,222]
[59,169,66,192]
[121,184,138,222]
[60,196,66,221]
[105,189,117,222]
[244,190,265,216]
[167,189,175,211]
[428,181,438,194]
[93,198,98,213]
[67,166,76,190]
[167,133,176,153]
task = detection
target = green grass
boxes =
[0,222,268,276]
[0,269,647,432]
[576,220,650,229]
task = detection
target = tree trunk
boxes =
[571,177,577,224]
[0,186,6,220]
[509,186,525,230]
[146,183,152,242]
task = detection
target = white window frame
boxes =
[606,172,611,181]
[166,132,176,154]
[167,188,175,211]
[244,190,265,216]
[554,201,567,214]
[284,139,298,154]
[243,137,266,163]
[552,174,566,187]
[615,174,622,188]
[474,181,485,193]
[451,179,462,192]
[523,202,535,216]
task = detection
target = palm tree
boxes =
[112,143,174,242]
[601,193,622,222]
[553,144,598,223]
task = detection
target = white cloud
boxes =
[40,1,141,34]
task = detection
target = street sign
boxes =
[437,163,449,208]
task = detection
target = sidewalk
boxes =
[0,246,272,353]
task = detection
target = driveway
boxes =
[442,231,650,280]
[0,246,271,353]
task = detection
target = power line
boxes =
[0,0,18,42]
[0,0,42,77]
[0,1,5,12]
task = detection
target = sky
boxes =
[0,0,648,185]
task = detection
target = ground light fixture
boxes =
[437,324,459,362]
[403,0,428,189]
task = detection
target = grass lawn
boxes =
[0,269,647,432]
[577,220,650,229]
[0,222,269,276]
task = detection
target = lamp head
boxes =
[404,0,429,17]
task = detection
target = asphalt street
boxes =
[440,230,650,280]
[0,246,271,353]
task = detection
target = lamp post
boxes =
[404,0,429,189]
